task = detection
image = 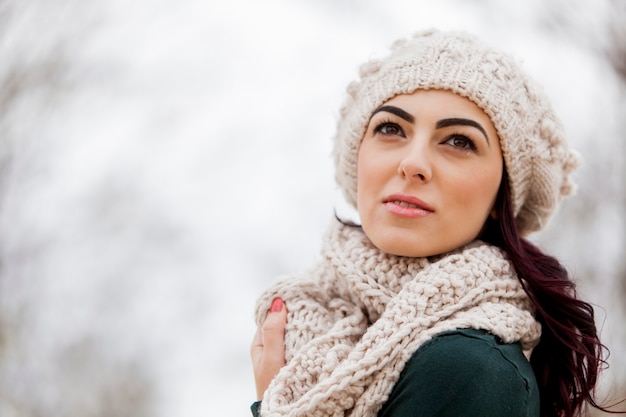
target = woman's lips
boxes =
[383,193,434,218]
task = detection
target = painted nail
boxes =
[270,297,283,313]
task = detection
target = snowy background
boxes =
[0,1,624,416]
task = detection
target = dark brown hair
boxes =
[481,174,621,417]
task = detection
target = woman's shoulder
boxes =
[378,329,540,417]
[415,328,536,376]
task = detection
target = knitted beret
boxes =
[334,29,581,236]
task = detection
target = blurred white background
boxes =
[0,0,624,416]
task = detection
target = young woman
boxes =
[250,30,615,417]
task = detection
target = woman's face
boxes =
[357,89,503,257]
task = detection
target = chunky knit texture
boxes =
[334,29,581,236]
[255,220,541,417]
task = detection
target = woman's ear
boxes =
[490,208,498,220]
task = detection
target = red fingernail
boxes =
[270,298,283,313]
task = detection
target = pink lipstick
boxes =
[383,193,434,218]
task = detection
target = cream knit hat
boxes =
[334,29,581,236]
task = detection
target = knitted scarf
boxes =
[254,219,541,417]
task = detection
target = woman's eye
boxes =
[446,135,476,150]
[374,122,403,136]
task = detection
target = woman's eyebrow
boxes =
[436,118,490,145]
[371,108,491,145]
[371,105,415,123]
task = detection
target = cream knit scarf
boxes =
[254,220,541,417]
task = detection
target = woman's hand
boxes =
[251,297,287,401]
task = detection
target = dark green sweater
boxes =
[251,329,540,417]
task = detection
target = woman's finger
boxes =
[251,297,288,400]
[250,327,263,368]
[261,298,287,357]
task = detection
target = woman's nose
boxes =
[398,141,432,182]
